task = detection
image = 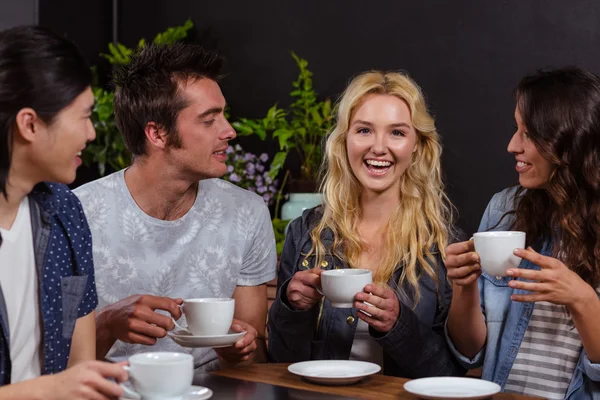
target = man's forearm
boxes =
[95,308,117,360]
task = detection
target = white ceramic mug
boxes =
[320,269,372,308]
[473,231,526,277]
[172,298,235,336]
[121,352,193,400]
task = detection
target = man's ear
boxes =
[14,108,42,143]
[144,121,168,150]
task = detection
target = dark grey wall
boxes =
[0,0,38,30]
[36,0,600,233]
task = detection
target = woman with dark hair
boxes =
[0,26,127,398]
[446,68,600,399]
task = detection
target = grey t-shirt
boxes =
[74,169,277,369]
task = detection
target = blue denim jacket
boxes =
[0,183,98,384]
[446,187,600,399]
[268,206,465,378]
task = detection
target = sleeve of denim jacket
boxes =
[582,347,600,381]
[66,187,98,318]
[267,216,320,363]
[443,193,501,369]
[372,256,466,378]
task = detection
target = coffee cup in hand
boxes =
[473,231,526,277]
[121,352,193,400]
[320,269,372,308]
[173,298,234,336]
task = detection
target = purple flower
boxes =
[269,185,277,193]
[244,153,256,161]
[260,153,269,162]
[226,146,234,154]
[256,164,265,172]
[227,165,234,173]
[263,194,271,203]
[248,186,256,193]
[233,155,241,162]
[246,163,255,172]
[257,185,267,194]
[265,176,272,185]
[229,173,241,183]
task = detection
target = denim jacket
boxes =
[268,206,465,378]
[0,183,98,384]
[446,187,600,399]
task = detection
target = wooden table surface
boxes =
[212,363,535,400]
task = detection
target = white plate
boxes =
[167,329,246,348]
[287,360,381,385]
[120,385,213,400]
[403,377,501,399]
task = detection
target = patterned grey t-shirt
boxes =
[74,169,277,370]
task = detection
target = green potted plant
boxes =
[232,53,334,222]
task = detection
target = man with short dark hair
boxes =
[75,43,276,370]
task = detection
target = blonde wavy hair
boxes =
[308,70,452,303]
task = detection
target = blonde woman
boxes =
[268,71,464,377]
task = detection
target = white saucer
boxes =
[167,329,246,348]
[120,385,213,400]
[287,360,381,385]
[403,377,501,399]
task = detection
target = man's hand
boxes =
[215,319,258,366]
[97,294,183,356]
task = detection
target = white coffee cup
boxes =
[173,298,235,336]
[320,269,373,308]
[473,231,526,277]
[121,352,193,400]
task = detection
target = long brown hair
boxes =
[511,68,600,288]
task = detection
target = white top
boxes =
[74,170,277,370]
[505,301,582,400]
[349,318,384,367]
[0,198,42,382]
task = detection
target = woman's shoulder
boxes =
[479,186,523,231]
[488,186,521,213]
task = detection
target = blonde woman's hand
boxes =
[286,268,324,310]
[354,284,400,333]
[445,240,481,286]
[507,247,597,307]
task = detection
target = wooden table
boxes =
[208,363,533,400]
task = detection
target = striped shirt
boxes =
[504,301,581,399]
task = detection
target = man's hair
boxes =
[113,42,224,156]
[0,25,91,198]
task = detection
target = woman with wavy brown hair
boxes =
[268,70,464,378]
[446,67,600,399]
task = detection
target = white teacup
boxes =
[173,298,234,336]
[320,269,372,308]
[473,231,526,277]
[121,352,193,400]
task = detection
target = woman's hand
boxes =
[286,268,324,310]
[445,240,481,286]
[354,284,400,333]
[41,360,128,400]
[507,247,597,307]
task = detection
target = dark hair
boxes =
[0,25,92,198]
[510,67,600,288]
[113,42,224,157]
